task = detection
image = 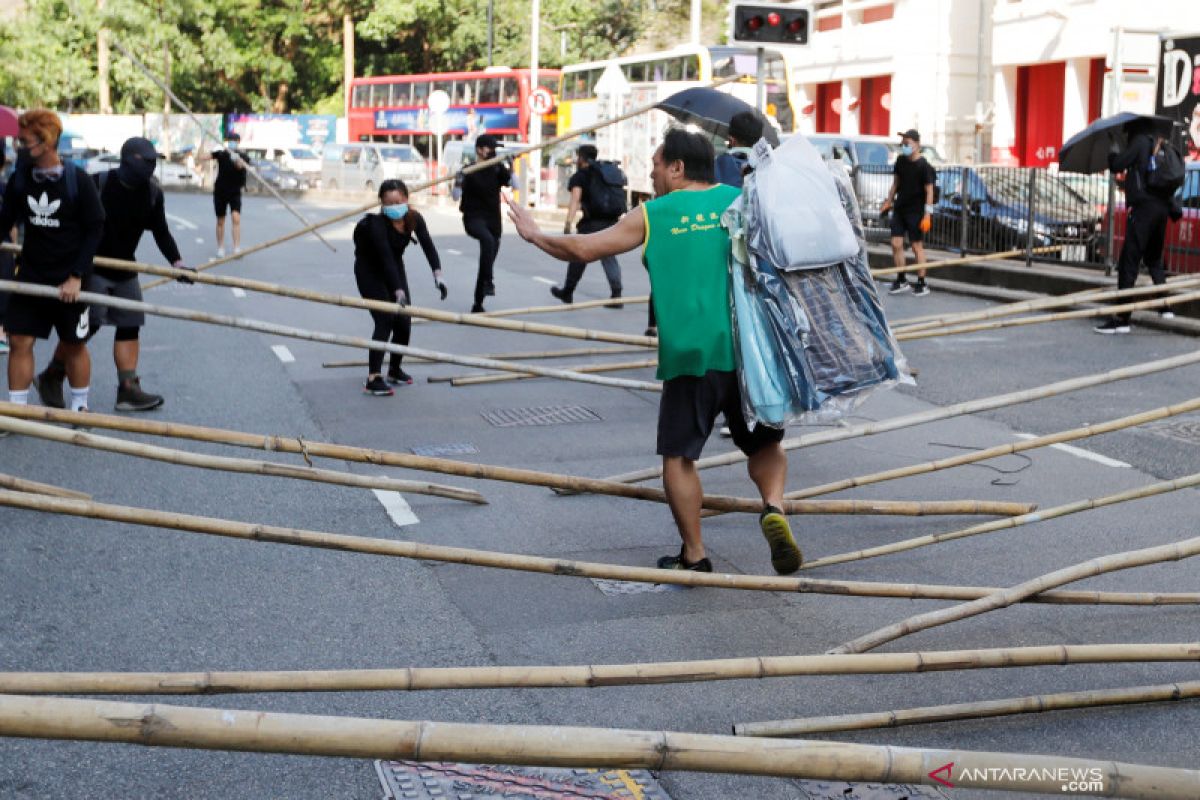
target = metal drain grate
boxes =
[481,405,603,427]
[410,442,480,457]
[792,780,949,799]
[591,578,685,597]
[376,760,673,799]
[1145,417,1200,445]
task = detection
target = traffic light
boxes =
[730,3,809,44]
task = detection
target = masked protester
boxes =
[37,136,192,412]
[457,134,510,313]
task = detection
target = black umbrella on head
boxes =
[1058,112,1175,174]
[656,86,780,146]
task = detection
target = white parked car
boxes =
[320,143,427,191]
[83,152,200,188]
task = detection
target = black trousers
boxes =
[464,214,502,305]
[356,271,410,375]
[1116,202,1169,322]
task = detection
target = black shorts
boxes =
[214,190,242,217]
[5,290,91,343]
[657,369,785,460]
[86,272,145,328]
[889,207,925,243]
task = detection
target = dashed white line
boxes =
[1014,433,1131,468]
[231,288,246,298]
[532,276,556,286]
[194,237,204,243]
[166,213,198,230]
[271,345,295,363]
[372,489,420,527]
[447,248,463,256]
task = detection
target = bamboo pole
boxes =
[0,403,1029,518]
[735,680,1200,737]
[700,397,1200,519]
[451,358,658,387]
[0,471,90,500]
[140,75,741,290]
[801,468,1200,571]
[2,695,1197,797]
[601,348,1200,486]
[896,288,1200,342]
[477,294,651,318]
[830,533,1200,654]
[869,246,1063,278]
[324,345,653,369]
[1,642,1199,696]
[0,281,662,392]
[0,416,485,505]
[0,488,1152,605]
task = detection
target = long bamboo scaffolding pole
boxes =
[477,294,651,318]
[324,345,653,369]
[831,533,1200,654]
[451,358,657,387]
[0,488,1158,605]
[1,643,1199,696]
[0,281,661,392]
[897,288,1200,342]
[735,680,1200,737]
[869,246,1063,278]
[3,695,1198,798]
[601,348,1200,486]
[0,471,90,500]
[0,416,484,505]
[892,276,1200,334]
[801,468,1200,571]
[0,403,1028,518]
[140,76,741,290]
[702,396,1200,519]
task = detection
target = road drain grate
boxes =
[376,760,673,799]
[481,405,603,427]
[591,578,684,597]
[410,442,480,457]
[1145,417,1200,445]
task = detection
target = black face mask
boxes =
[117,154,156,187]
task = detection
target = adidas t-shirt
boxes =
[0,164,106,285]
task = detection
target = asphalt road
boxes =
[1,189,1198,799]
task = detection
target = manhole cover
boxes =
[481,405,603,427]
[376,760,673,799]
[591,578,685,597]
[411,442,480,457]
[792,781,949,799]
[1145,417,1200,445]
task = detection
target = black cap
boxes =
[897,128,921,142]
[475,134,499,150]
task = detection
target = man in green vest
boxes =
[505,128,802,575]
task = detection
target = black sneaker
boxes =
[363,376,394,396]
[888,279,911,295]
[470,302,486,313]
[1093,318,1131,335]
[34,368,65,409]
[385,368,413,385]
[550,286,573,304]
[912,281,930,297]
[607,290,624,309]
[484,281,496,297]
[643,326,658,338]
[656,550,713,572]
[115,378,164,412]
[759,505,802,574]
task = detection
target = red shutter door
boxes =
[1014,62,1065,166]
[816,81,841,133]
[1088,57,1106,122]
[859,76,891,136]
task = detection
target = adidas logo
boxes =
[27,192,61,228]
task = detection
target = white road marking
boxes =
[271,345,295,363]
[194,237,204,243]
[1014,433,1131,468]
[372,489,420,527]
[167,213,198,230]
[532,276,556,286]
[447,248,463,255]
[231,288,246,298]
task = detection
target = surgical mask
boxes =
[382,203,408,220]
[900,144,914,157]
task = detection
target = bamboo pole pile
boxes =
[869,246,1063,278]
[451,358,658,387]
[734,680,1200,737]
[323,345,653,370]
[2,694,1197,797]
[477,295,650,318]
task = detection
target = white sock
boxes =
[67,383,89,412]
[8,389,28,405]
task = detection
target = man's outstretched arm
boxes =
[506,192,644,263]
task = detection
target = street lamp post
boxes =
[529,0,541,207]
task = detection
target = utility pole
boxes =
[343,12,355,120]
[160,1,171,157]
[487,0,495,67]
[97,0,112,113]
[529,0,541,207]
[690,0,701,45]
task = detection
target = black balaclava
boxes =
[117,136,158,187]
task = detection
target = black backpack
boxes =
[1147,137,1185,195]
[587,160,628,218]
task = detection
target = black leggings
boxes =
[464,214,502,304]
[357,272,410,375]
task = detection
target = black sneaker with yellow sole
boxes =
[655,550,713,572]
[759,505,802,574]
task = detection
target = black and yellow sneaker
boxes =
[759,505,802,574]
[655,550,713,572]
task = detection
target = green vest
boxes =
[641,184,740,381]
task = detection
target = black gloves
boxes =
[437,281,449,301]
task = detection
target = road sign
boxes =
[427,89,451,116]
[528,86,554,115]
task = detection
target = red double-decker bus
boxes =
[347,67,559,156]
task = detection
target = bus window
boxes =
[431,80,451,97]
[455,80,475,104]
[500,77,518,103]
[478,77,500,103]
[650,61,665,82]
[367,84,386,107]
[683,56,699,81]
[390,82,410,106]
[412,81,429,104]
[352,85,370,108]
[538,74,557,92]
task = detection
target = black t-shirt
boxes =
[93,171,183,282]
[0,164,106,285]
[893,155,935,211]
[212,150,246,194]
[354,211,441,295]
[459,162,511,220]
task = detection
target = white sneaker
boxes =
[1160,310,1176,320]
[215,247,226,258]
[233,246,242,255]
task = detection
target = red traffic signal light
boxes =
[731,4,809,44]
[767,11,782,26]
[746,14,764,31]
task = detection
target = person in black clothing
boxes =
[713,111,763,189]
[354,179,446,396]
[881,128,936,296]
[208,131,246,258]
[1094,118,1183,334]
[36,137,192,412]
[0,144,14,355]
[549,144,624,305]
[458,134,510,313]
[0,109,105,413]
